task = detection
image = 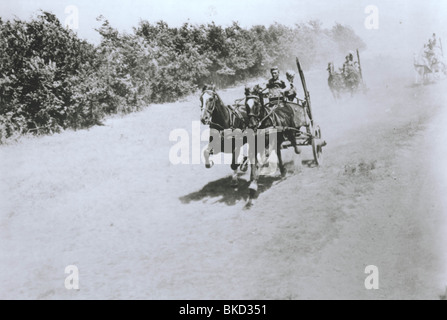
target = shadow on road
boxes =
[179,175,285,206]
[180,160,305,206]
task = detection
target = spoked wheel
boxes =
[311,125,323,166]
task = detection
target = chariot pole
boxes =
[296,57,313,126]
[356,49,364,84]
[440,38,444,57]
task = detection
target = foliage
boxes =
[0,12,366,142]
[0,12,97,139]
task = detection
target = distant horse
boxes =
[244,86,303,196]
[327,62,361,98]
[413,49,447,84]
[327,62,346,100]
[344,64,362,96]
[200,84,249,187]
[413,52,431,84]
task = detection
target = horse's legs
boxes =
[331,85,340,101]
[247,134,259,198]
[230,170,238,187]
[238,137,249,172]
[203,147,214,169]
[287,130,300,155]
[333,88,340,100]
[349,82,355,97]
[415,68,424,85]
[230,147,239,187]
[331,89,337,101]
[243,161,258,209]
[287,131,302,171]
[414,69,420,85]
[276,140,286,177]
[235,142,249,173]
[248,162,259,196]
[240,155,249,172]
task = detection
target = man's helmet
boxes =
[270,66,279,73]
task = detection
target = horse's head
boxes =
[200,84,217,125]
[244,85,263,129]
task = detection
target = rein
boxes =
[208,121,226,131]
[227,104,246,127]
[257,104,281,129]
[246,95,284,129]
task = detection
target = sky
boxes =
[1,0,446,55]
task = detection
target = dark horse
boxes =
[327,62,346,100]
[244,86,303,196]
[327,62,362,99]
[200,84,249,187]
[344,67,362,95]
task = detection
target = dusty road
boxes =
[0,54,446,299]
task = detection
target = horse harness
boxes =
[246,95,284,129]
[201,90,247,132]
[246,95,306,135]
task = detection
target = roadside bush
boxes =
[0,12,97,139]
[0,12,366,142]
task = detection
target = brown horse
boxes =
[413,51,447,84]
[200,84,249,187]
[327,62,346,100]
[327,62,362,98]
[244,86,303,196]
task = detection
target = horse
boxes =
[413,52,431,84]
[413,48,447,84]
[343,63,362,96]
[200,84,249,187]
[327,62,361,98]
[244,86,303,196]
[327,62,345,100]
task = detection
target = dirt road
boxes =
[0,54,446,299]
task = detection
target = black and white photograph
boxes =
[0,0,446,302]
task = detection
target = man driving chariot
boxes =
[343,51,359,76]
[265,66,286,102]
[342,51,361,88]
[423,33,444,69]
[258,67,298,106]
